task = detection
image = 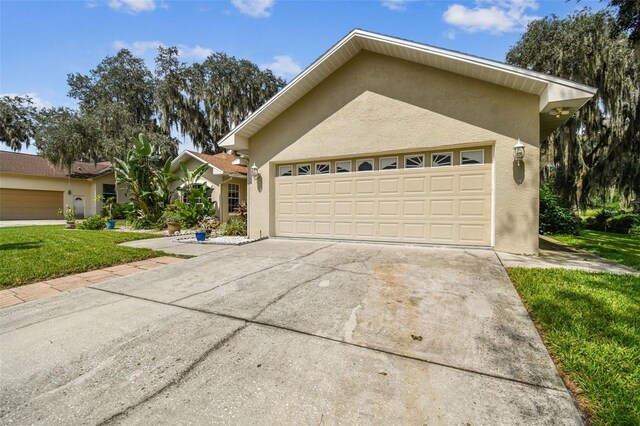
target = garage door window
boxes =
[356,159,374,172]
[461,150,484,166]
[297,164,311,176]
[380,157,398,170]
[335,161,352,173]
[279,165,292,177]
[315,162,330,174]
[431,153,453,167]
[404,154,424,169]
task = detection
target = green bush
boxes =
[584,210,614,231]
[630,225,640,235]
[77,215,107,230]
[539,185,581,235]
[220,218,247,236]
[102,202,130,220]
[606,213,640,234]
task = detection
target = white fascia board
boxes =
[539,82,597,112]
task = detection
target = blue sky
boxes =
[1,0,605,153]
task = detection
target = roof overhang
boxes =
[220,29,597,150]
[170,150,225,175]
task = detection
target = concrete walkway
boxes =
[0,257,182,308]
[0,219,66,227]
[497,236,638,275]
[0,239,583,425]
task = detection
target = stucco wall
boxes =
[247,51,540,254]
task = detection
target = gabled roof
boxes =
[171,150,247,176]
[220,29,597,150]
[0,151,112,179]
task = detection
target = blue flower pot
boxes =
[195,232,206,241]
[105,220,116,230]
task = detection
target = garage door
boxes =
[275,149,492,246]
[0,188,64,220]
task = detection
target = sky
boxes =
[1,0,606,154]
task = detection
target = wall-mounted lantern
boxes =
[513,139,525,164]
[250,163,260,180]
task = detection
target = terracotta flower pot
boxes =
[167,222,181,235]
[65,221,76,229]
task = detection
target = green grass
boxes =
[0,226,169,288]
[552,230,640,270]
[509,268,640,425]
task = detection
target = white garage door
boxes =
[275,149,492,246]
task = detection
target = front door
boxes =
[73,196,85,219]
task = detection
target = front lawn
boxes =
[0,226,169,288]
[552,230,640,270]
[509,268,640,425]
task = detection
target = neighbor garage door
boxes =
[0,188,64,220]
[275,148,492,246]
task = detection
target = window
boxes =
[297,164,311,176]
[102,184,116,201]
[315,162,330,174]
[182,184,204,203]
[228,183,240,213]
[356,159,374,172]
[404,154,425,169]
[379,157,398,170]
[431,152,452,167]
[278,165,292,177]
[461,150,484,166]
[335,160,352,173]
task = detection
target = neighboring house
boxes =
[0,151,125,220]
[170,150,247,222]
[219,30,597,255]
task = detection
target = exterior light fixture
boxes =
[513,139,525,164]
[250,163,259,179]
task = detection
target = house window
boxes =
[356,159,374,172]
[461,150,484,166]
[404,154,424,169]
[182,184,204,203]
[228,183,240,213]
[315,162,330,174]
[279,165,292,177]
[335,160,352,173]
[102,184,116,201]
[431,153,453,167]
[380,157,398,170]
[297,164,311,176]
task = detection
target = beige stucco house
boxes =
[0,151,125,220]
[220,30,596,254]
[170,151,247,222]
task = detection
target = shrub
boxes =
[606,213,640,234]
[630,225,640,235]
[539,185,581,235]
[220,218,247,236]
[160,207,181,225]
[77,215,106,230]
[102,202,130,220]
[583,210,614,231]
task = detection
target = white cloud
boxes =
[1,93,52,109]
[231,0,274,18]
[260,55,302,79]
[443,0,539,34]
[444,29,456,40]
[381,0,409,12]
[112,40,213,60]
[108,0,156,14]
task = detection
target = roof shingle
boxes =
[187,151,247,175]
[0,151,112,179]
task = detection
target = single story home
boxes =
[220,30,597,254]
[170,150,247,222]
[0,151,125,220]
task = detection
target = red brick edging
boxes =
[0,256,182,309]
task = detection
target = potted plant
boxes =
[96,194,117,229]
[199,216,221,236]
[195,225,207,241]
[161,207,182,235]
[58,206,76,229]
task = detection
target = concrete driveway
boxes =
[0,239,582,425]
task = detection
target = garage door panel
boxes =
[0,189,63,220]
[275,152,492,246]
